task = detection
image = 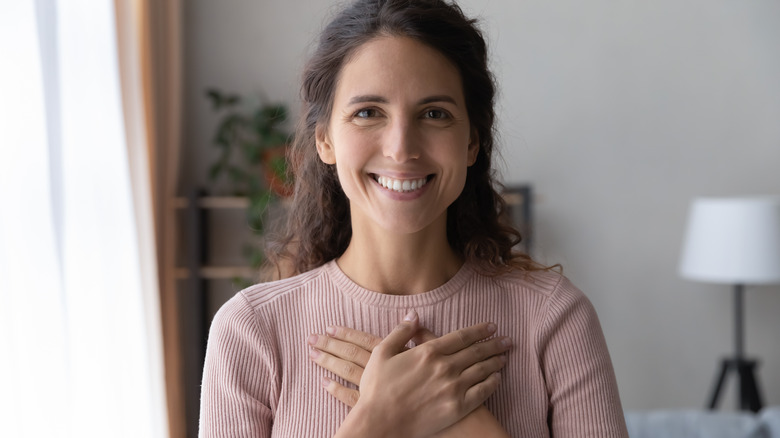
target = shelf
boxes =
[175,265,257,280]
[173,196,249,209]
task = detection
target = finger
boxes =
[325,326,382,353]
[450,336,512,370]
[412,327,438,346]
[321,376,360,408]
[459,355,507,388]
[462,371,502,413]
[431,322,497,355]
[309,347,364,386]
[374,310,419,358]
[308,334,371,367]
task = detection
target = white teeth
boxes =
[374,175,429,193]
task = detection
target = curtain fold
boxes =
[114,1,186,437]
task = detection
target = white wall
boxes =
[183,0,780,411]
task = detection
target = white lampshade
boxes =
[679,196,780,285]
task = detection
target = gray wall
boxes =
[183,0,780,411]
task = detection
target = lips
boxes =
[372,174,431,193]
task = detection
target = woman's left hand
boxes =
[308,325,511,437]
[308,324,512,405]
[309,324,455,404]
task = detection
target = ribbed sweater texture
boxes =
[199,260,628,437]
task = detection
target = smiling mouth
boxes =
[372,174,432,193]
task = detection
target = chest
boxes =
[264,295,552,437]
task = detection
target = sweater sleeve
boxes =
[199,292,277,438]
[537,278,628,438]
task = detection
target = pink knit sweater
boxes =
[199,260,628,437]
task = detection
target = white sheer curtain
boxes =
[0,1,167,437]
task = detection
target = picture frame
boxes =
[501,185,533,255]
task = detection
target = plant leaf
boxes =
[205,88,223,110]
[247,190,272,232]
[227,166,248,184]
[231,276,252,290]
[208,161,223,181]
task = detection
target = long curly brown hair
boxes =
[266,0,550,279]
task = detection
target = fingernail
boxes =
[486,323,497,333]
[404,310,417,322]
[321,376,330,387]
[308,347,320,359]
[308,334,318,345]
[325,326,336,336]
[501,337,512,348]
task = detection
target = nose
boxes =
[383,118,421,162]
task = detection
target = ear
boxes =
[466,129,479,166]
[315,125,336,165]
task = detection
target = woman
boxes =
[199,0,628,437]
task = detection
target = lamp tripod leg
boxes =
[705,285,766,412]
[707,360,729,410]
[738,360,763,412]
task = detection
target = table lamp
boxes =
[679,196,780,412]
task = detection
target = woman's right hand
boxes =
[331,310,508,438]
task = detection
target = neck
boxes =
[337,213,463,295]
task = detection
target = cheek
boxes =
[334,130,377,169]
[430,137,472,169]
[433,144,471,194]
[332,143,369,196]
[333,143,363,174]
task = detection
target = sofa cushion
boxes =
[761,407,780,437]
[625,409,768,438]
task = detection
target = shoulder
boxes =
[205,264,335,368]
[237,262,332,310]
[210,263,332,333]
[484,267,599,330]
[488,268,587,304]
[495,270,606,348]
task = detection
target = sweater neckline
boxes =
[323,259,475,308]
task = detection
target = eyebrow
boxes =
[419,95,457,106]
[347,95,388,105]
[347,94,458,106]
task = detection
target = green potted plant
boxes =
[205,88,293,275]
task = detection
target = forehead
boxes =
[333,35,465,105]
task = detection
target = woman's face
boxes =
[316,36,479,237]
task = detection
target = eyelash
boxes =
[354,108,379,119]
[423,109,449,120]
[351,108,451,120]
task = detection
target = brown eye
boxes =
[424,109,448,119]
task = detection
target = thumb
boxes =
[375,310,419,357]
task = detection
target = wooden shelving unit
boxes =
[174,190,257,438]
[174,194,254,280]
